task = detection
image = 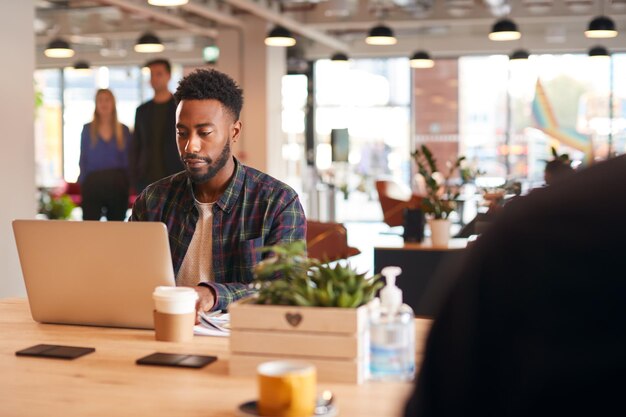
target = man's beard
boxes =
[181,140,231,184]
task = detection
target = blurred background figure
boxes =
[131,58,182,194]
[357,139,392,200]
[78,88,131,221]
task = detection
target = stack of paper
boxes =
[194,311,231,337]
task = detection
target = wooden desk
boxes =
[0,298,428,417]
[374,238,468,317]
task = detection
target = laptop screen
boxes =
[12,219,176,329]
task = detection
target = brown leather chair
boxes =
[375,180,423,228]
[306,220,361,262]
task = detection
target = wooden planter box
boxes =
[229,297,369,384]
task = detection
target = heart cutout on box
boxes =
[285,312,302,327]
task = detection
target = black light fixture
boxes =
[488,18,521,41]
[264,25,296,47]
[331,52,349,62]
[44,38,74,58]
[409,50,434,68]
[588,45,610,58]
[585,16,618,38]
[73,60,91,70]
[134,32,164,53]
[509,49,530,61]
[366,24,397,45]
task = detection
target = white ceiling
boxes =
[35,0,626,68]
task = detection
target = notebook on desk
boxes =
[12,219,176,329]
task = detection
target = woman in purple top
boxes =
[78,88,132,220]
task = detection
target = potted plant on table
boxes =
[38,190,76,220]
[411,144,465,247]
[252,241,381,308]
[228,240,383,383]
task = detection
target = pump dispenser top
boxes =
[380,266,403,311]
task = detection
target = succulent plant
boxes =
[252,240,382,308]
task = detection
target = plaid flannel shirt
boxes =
[130,158,306,311]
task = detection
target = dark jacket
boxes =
[405,155,626,417]
[130,96,183,192]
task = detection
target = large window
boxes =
[281,74,308,194]
[458,53,626,186]
[34,69,62,187]
[314,58,411,222]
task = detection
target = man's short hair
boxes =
[174,69,243,121]
[145,58,171,74]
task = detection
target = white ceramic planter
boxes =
[429,218,451,247]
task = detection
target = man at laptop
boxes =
[130,68,306,316]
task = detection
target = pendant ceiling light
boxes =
[331,52,349,62]
[488,18,521,41]
[73,60,91,70]
[44,38,75,58]
[409,51,434,68]
[134,32,164,53]
[366,24,397,45]
[509,49,530,61]
[148,0,189,5]
[264,25,296,47]
[585,16,618,38]
[588,45,610,58]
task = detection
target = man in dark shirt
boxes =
[404,155,626,417]
[131,68,306,315]
[131,58,183,194]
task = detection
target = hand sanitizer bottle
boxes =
[369,266,415,381]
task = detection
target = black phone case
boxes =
[136,352,218,369]
[15,344,95,360]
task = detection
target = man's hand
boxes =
[193,285,216,324]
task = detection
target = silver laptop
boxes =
[12,219,176,329]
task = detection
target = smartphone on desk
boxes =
[16,344,95,360]
[136,352,217,369]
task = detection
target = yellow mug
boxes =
[257,360,316,417]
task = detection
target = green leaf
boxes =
[337,290,351,308]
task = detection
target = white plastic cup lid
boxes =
[152,286,198,300]
[152,286,198,314]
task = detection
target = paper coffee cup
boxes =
[152,286,198,314]
[153,310,195,342]
[152,286,198,342]
[257,360,316,417]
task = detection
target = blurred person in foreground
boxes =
[543,158,575,186]
[404,154,626,417]
[131,68,306,316]
[131,58,183,194]
[78,88,132,221]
